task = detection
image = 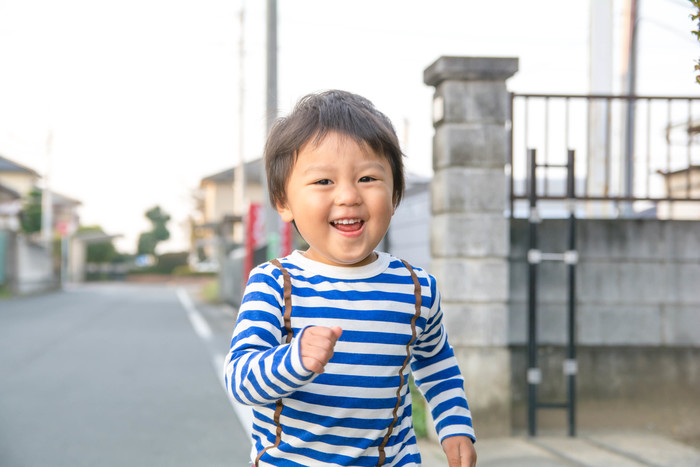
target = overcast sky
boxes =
[0,0,697,253]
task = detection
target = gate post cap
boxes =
[424,56,519,86]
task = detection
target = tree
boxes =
[137,206,171,255]
[691,0,700,83]
[20,188,42,234]
[137,232,158,256]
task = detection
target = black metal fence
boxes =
[510,92,700,436]
[509,93,700,219]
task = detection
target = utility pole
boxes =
[234,2,246,238]
[587,0,613,218]
[622,0,639,214]
[41,130,53,247]
[266,0,277,132]
[264,0,280,259]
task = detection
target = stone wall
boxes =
[509,218,700,432]
[424,56,518,436]
[15,235,58,294]
[509,219,700,347]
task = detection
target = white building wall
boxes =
[387,187,431,270]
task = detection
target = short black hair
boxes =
[264,90,405,209]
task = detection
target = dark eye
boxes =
[359,176,376,183]
[314,179,332,185]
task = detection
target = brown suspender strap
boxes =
[271,259,294,344]
[255,259,294,466]
[376,260,422,466]
[254,399,284,466]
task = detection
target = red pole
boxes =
[245,203,261,281]
[281,222,292,257]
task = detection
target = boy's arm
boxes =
[442,435,477,467]
[223,266,317,406]
[410,274,476,444]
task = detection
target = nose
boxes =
[334,181,362,206]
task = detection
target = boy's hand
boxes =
[299,326,342,374]
[442,435,477,467]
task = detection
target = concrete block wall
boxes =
[425,56,518,436]
[509,218,700,428]
[15,235,58,294]
[509,219,700,347]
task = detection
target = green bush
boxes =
[199,279,220,304]
[153,252,188,274]
[410,375,428,438]
[172,265,193,276]
[20,188,42,234]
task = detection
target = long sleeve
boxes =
[410,274,475,443]
[223,264,315,406]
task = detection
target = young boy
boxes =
[223,90,476,466]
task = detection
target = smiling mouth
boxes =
[331,218,364,233]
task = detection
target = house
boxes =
[385,173,431,268]
[0,182,21,288]
[0,154,82,235]
[192,159,267,304]
[192,159,264,267]
[657,165,700,219]
[0,182,21,232]
[0,155,39,234]
[51,191,81,235]
[0,155,40,196]
[0,154,82,294]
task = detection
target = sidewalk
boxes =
[417,431,700,467]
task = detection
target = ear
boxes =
[276,202,294,223]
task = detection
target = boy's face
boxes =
[276,131,395,267]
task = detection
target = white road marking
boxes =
[176,288,213,341]
[176,288,254,442]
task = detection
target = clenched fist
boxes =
[300,326,342,374]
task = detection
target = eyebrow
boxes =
[302,161,387,175]
[302,164,334,175]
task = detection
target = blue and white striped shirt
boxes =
[224,251,474,466]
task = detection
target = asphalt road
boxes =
[0,282,251,467]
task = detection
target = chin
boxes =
[342,252,376,267]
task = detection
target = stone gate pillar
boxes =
[424,56,518,436]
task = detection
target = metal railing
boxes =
[509,93,700,218]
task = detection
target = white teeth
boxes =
[332,219,361,225]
